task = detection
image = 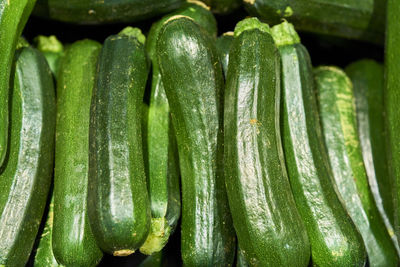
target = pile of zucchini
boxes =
[0,0,399,266]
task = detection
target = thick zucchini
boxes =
[244,0,386,44]
[88,27,151,256]
[345,60,398,245]
[34,35,64,78]
[224,18,310,266]
[384,0,400,245]
[52,39,103,267]
[200,0,241,14]
[271,22,366,266]
[215,32,234,77]
[140,2,217,255]
[157,16,235,266]
[0,46,55,266]
[0,0,37,166]
[315,66,398,266]
[33,0,184,24]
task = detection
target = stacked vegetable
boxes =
[0,0,398,266]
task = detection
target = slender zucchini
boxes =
[216,32,234,77]
[33,0,184,24]
[0,46,55,266]
[34,35,64,78]
[315,66,399,266]
[88,27,151,256]
[140,2,217,255]
[271,22,366,266]
[224,18,310,266]
[200,0,241,14]
[384,0,400,245]
[52,40,103,267]
[157,16,236,266]
[244,0,386,44]
[0,0,37,167]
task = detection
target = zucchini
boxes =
[236,246,249,267]
[34,35,64,78]
[244,0,386,44]
[88,27,151,256]
[0,46,56,266]
[345,60,398,247]
[34,195,61,267]
[140,1,217,256]
[0,0,37,167]
[200,0,241,14]
[314,66,399,266]
[384,0,400,245]
[215,32,234,77]
[272,22,366,266]
[52,39,103,267]
[157,16,236,265]
[224,18,310,266]
[33,0,184,24]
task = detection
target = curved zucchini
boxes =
[200,0,241,14]
[34,35,64,78]
[345,60,398,247]
[0,0,37,167]
[157,16,236,266]
[271,22,366,266]
[88,27,151,256]
[140,2,217,255]
[224,18,310,266]
[52,40,103,267]
[215,32,234,77]
[315,66,398,266]
[0,46,55,266]
[244,0,386,44]
[33,0,184,24]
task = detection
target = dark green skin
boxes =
[200,0,241,14]
[0,47,55,266]
[88,33,151,255]
[33,0,184,24]
[224,28,310,266]
[157,17,235,266]
[385,0,400,247]
[34,195,60,267]
[0,0,37,167]
[315,66,398,266]
[244,0,386,44]
[280,44,366,266]
[236,245,249,267]
[53,40,103,267]
[215,33,234,78]
[346,60,398,248]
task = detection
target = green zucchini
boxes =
[345,60,398,246]
[271,22,366,266]
[384,0,400,245]
[224,18,310,266]
[315,66,398,266]
[52,39,103,267]
[215,32,234,77]
[157,16,236,266]
[0,46,56,266]
[34,35,64,78]
[0,0,37,167]
[33,0,184,24]
[34,195,61,267]
[140,1,217,256]
[244,0,386,44]
[88,27,151,256]
[200,0,241,14]
[236,246,249,267]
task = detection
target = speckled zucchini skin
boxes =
[157,16,235,266]
[140,2,217,255]
[0,0,37,167]
[215,32,234,77]
[315,66,398,266]
[33,0,184,24]
[88,29,151,256]
[244,0,386,44]
[52,39,103,267]
[346,60,398,250]
[272,22,367,266]
[224,19,310,266]
[0,47,55,266]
